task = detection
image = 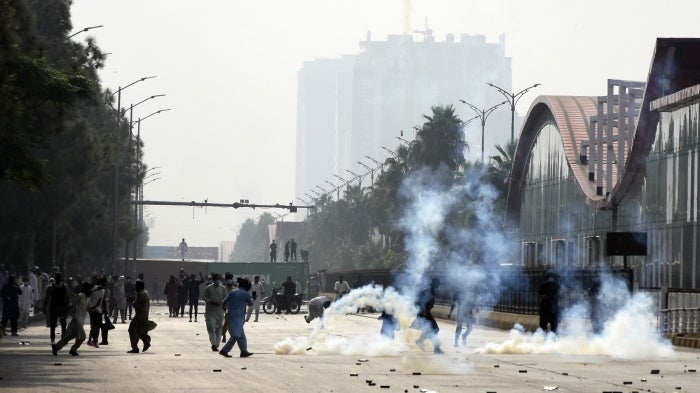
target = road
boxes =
[1,303,698,392]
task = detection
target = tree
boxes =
[0,0,137,274]
[230,213,276,262]
[298,105,474,271]
[488,137,518,199]
[0,0,93,189]
[412,105,467,172]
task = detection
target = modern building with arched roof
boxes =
[505,38,700,290]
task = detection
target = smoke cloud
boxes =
[476,274,674,359]
[275,165,672,363]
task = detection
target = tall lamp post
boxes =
[130,108,171,265]
[487,82,540,143]
[346,169,361,187]
[365,156,383,174]
[123,97,165,267]
[315,185,329,198]
[304,192,317,203]
[458,99,507,162]
[111,76,156,272]
[357,161,375,187]
[324,180,340,200]
[333,174,351,194]
[380,146,398,158]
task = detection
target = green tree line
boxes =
[1,0,147,276]
[232,105,517,273]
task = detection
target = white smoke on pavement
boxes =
[475,275,674,359]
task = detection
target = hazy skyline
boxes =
[70,0,699,249]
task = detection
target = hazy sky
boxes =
[69,0,699,248]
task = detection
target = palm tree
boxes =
[413,105,468,172]
[488,137,518,199]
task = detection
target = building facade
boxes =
[296,32,514,203]
[506,39,700,290]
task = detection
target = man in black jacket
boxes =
[185,273,205,322]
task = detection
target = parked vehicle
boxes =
[262,287,303,314]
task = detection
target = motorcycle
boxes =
[262,287,304,314]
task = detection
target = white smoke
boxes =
[476,275,674,359]
[274,166,514,360]
[273,285,416,356]
[277,162,674,363]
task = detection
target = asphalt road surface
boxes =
[1,303,698,392]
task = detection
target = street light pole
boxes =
[111,76,156,273]
[324,180,339,200]
[304,192,317,202]
[346,169,361,187]
[124,97,165,267]
[130,109,170,266]
[381,146,398,158]
[458,99,507,162]
[487,82,541,143]
[357,161,375,187]
[315,185,328,193]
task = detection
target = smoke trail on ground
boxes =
[273,285,416,355]
[475,275,674,359]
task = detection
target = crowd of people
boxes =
[0,265,155,356]
[0,263,488,359]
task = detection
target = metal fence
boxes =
[324,267,700,334]
[659,288,700,334]
[660,308,700,334]
[325,267,632,316]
